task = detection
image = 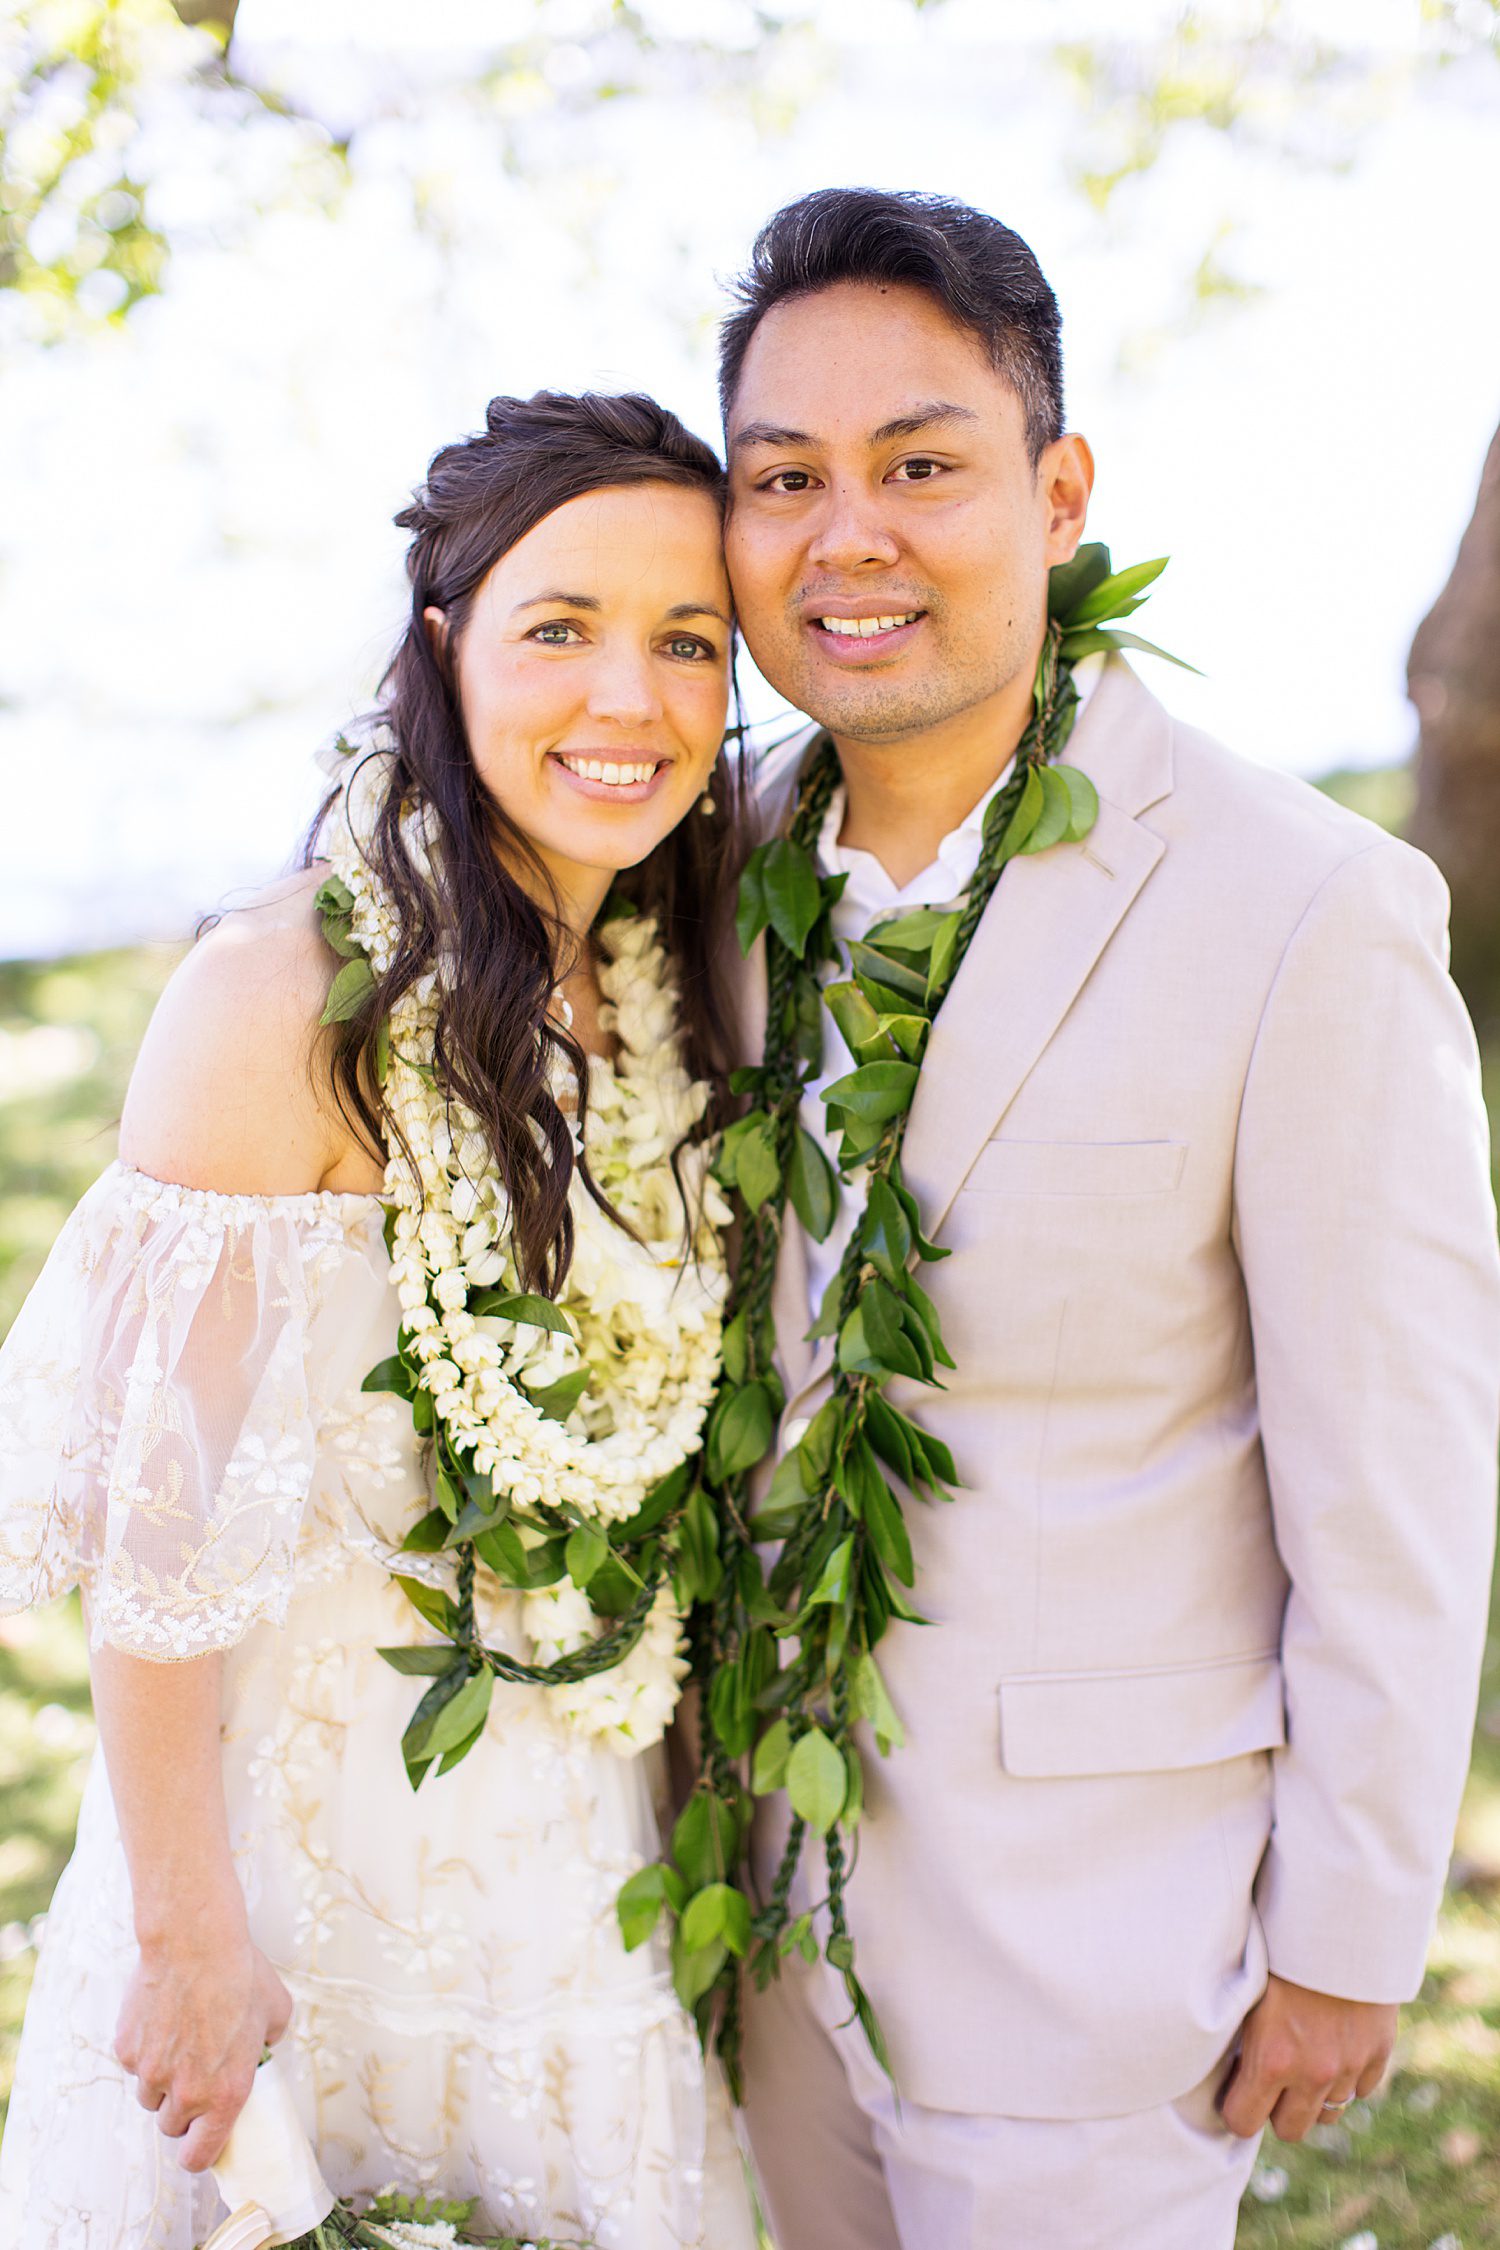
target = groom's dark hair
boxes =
[718,187,1064,464]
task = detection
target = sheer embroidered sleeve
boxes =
[0,1162,383,1659]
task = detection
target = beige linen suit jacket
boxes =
[744,656,1500,2121]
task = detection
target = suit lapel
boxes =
[902,660,1174,1241]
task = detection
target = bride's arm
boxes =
[92,1643,292,2172]
[96,875,365,2170]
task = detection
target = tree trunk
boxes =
[169,0,240,44]
[1408,416,1500,1035]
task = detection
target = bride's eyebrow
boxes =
[511,590,601,614]
[665,601,730,625]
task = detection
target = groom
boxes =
[717,188,1500,2249]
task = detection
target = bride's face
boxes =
[431,481,731,913]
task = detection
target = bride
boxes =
[0,391,760,2249]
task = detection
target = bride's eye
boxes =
[666,635,716,662]
[530,620,583,645]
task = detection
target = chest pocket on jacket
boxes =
[959,1138,1187,1199]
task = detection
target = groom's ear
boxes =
[1039,432,1095,568]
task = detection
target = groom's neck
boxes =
[828,666,1036,890]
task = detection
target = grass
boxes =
[1,801,1498,2243]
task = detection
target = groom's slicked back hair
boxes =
[719,187,1064,463]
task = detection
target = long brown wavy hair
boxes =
[306,390,745,1295]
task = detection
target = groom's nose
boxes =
[805,478,902,575]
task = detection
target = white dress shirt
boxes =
[798,658,1102,1329]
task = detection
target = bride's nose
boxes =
[585,640,663,728]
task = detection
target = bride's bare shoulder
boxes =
[118,865,368,1195]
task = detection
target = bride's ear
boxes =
[422,605,449,661]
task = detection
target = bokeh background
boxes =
[1,3,1499,2243]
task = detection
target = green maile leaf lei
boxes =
[619,546,1182,2096]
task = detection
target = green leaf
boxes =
[400,1507,450,1555]
[847,940,929,1008]
[708,1380,774,1482]
[362,1354,416,1399]
[786,1727,848,1835]
[1065,554,1168,627]
[671,1926,728,2009]
[681,1881,753,1959]
[377,1644,462,1676]
[863,1392,916,1488]
[671,1787,745,1892]
[996,765,1045,865]
[803,1535,854,1610]
[473,1290,574,1337]
[524,1366,590,1423]
[675,1482,724,1604]
[850,1648,906,1755]
[313,873,355,916]
[842,1743,865,1829]
[860,1279,908,1366]
[926,911,961,1001]
[761,837,824,957]
[838,1301,922,1382]
[617,1862,684,1952]
[1047,541,1112,622]
[877,1013,929,1063]
[420,1667,492,1759]
[862,1175,913,1282]
[736,1117,781,1216]
[1054,763,1100,842]
[474,1521,567,1590]
[863,1474,915,1587]
[824,978,887,1064]
[890,1170,950,1263]
[1093,627,1201,675]
[400,1666,470,1790]
[614,1458,694,1541]
[748,1447,813,1541]
[751,1715,793,1796]
[1017,765,1074,856]
[787,1126,837,1242]
[902,1268,957,1371]
[735,847,770,955]
[821,1060,919,1127]
[320,955,376,1026]
[565,1523,608,1590]
[393,1575,460,1640]
[909,1422,959,1491]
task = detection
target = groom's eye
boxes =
[760,469,816,494]
[888,458,943,482]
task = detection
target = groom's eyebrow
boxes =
[731,401,980,454]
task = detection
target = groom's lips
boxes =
[804,606,927,662]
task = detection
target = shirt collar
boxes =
[814,651,1104,909]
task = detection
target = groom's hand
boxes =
[1218,1973,1397,2142]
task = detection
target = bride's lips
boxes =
[548,751,671,804]
[804,608,928,661]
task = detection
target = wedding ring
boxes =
[1321,2096,1354,2111]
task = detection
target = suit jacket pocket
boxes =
[961,1138,1187,1197]
[997,1651,1285,1778]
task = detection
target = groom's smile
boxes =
[723,277,1092,757]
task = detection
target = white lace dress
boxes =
[0,1162,757,2250]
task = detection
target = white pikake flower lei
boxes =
[322,738,729,1754]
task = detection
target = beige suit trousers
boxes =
[742,1951,1262,2250]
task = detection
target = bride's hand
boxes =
[114,1902,293,2173]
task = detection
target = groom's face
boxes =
[724,280,1087,745]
